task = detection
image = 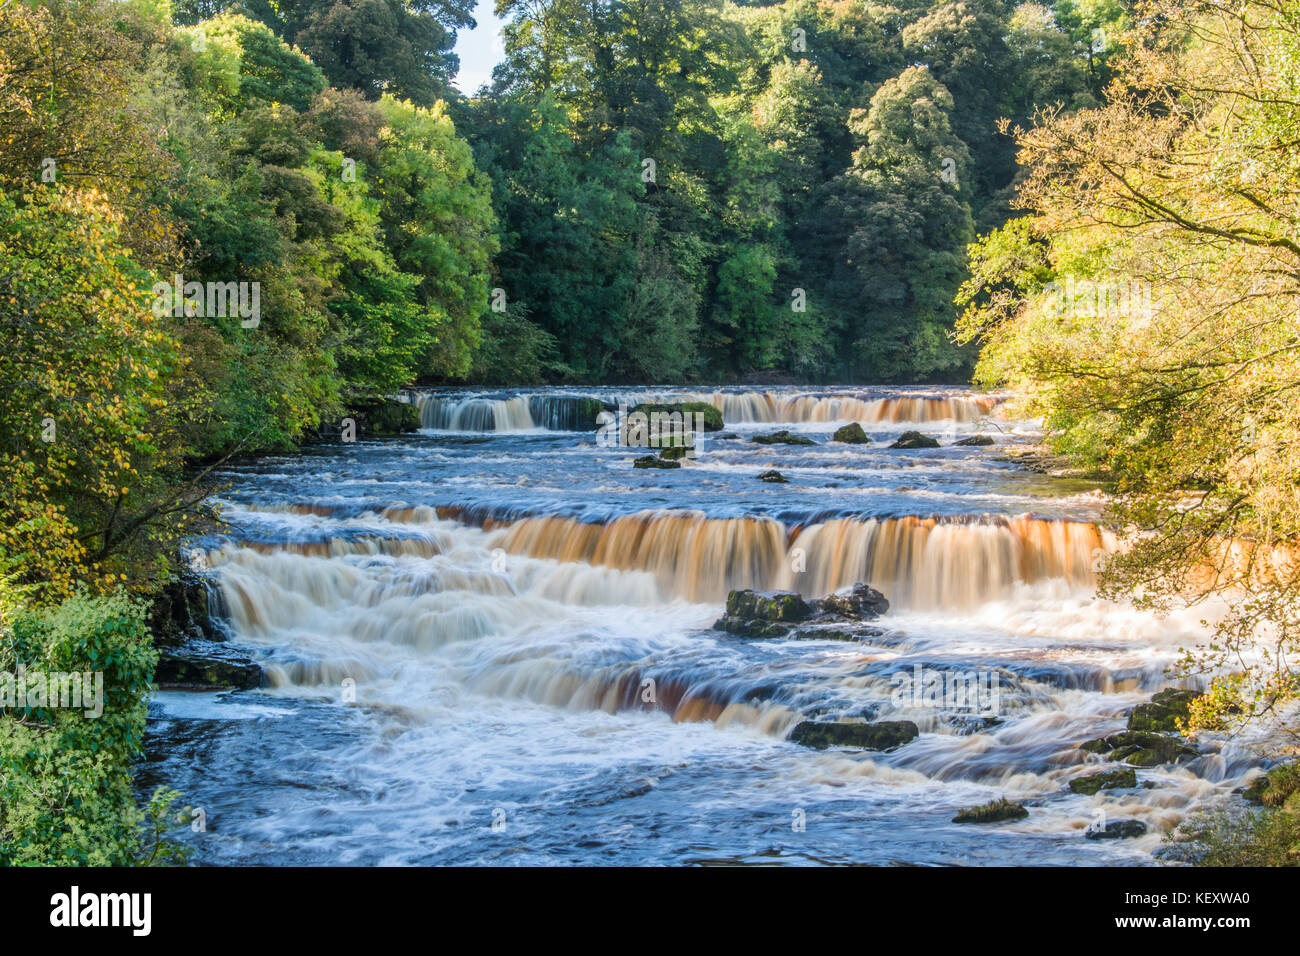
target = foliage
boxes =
[0,593,189,865]
[957,0,1300,736]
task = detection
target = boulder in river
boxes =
[790,719,919,751]
[1241,762,1300,807]
[633,454,680,469]
[1068,767,1138,795]
[953,434,994,446]
[832,423,870,444]
[889,430,940,449]
[714,589,812,636]
[1085,820,1148,840]
[155,639,263,690]
[757,469,788,483]
[338,396,421,438]
[751,430,816,446]
[1126,687,1201,733]
[149,570,227,648]
[1080,730,1198,766]
[811,583,890,620]
[952,797,1029,824]
[629,401,723,432]
[715,584,889,638]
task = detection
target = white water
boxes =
[144,386,1263,866]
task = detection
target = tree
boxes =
[957,0,1300,736]
[811,66,974,380]
[376,96,499,380]
[237,0,476,104]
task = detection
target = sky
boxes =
[451,1,509,94]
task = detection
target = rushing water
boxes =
[141,386,1261,865]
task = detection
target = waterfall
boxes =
[699,391,1002,424]
[416,394,535,431]
[348,508,1115,608]
[409,388,1003,431]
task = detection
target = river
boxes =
[140,386,1258,865]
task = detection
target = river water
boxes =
[141,386,1259,865]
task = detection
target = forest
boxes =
[2,0,1299,867]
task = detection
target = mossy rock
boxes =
[726,589,812,622]
[757,469,788,483]
[790,719,919,751]
[348,396,421,436]
[832,422,870,444]
[573,397,608,430]
[630,401,723,432]
[1069,767,1137,795]
[633,454,680,469]
[812,583,890,620]
[751,429,816,446]
[1243,762,1300,808]
[1126,687,1202,733]
[713,589,811,637]
[660,445,689,461]
[889,430,940,449]
[149,571,225,648]
[953,798,1029,824]
[1085,820,1148,840]
[155,641,263,690]
[953,434,994,446]
[1081,729,1198,766]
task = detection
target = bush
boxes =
[1167,798,1300,867]
[0,592,189,865]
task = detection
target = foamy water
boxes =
[141,386,1260,865]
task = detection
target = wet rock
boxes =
[1080,730,1198,767]
[948,715,1004,735]
[633,455,680,469]
[889,430,940,449]
[1086,820,1148,840]
[1126,687,1201,733]
[832,422,870,444]
[1069,767,1138,795]
[570,397,608,431]
[757,469,788,483]
[155,639,263,690]
[953,435,994,446]
[787,624,884,643]
[751,430,816,446]
[717,584,891,640]
[811,583,890,620]
[1242,762,1300,807]
[317,396,420,439]
[714,589,812,636]
[716,584,891,640]
[790,719,919,751]
[660,445,689,461]
[629,401,723,432]
[149,571,227,649]
[952,797,1029,824]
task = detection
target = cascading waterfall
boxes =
[409,387,1003,431]
[697,391,1002,424]
[148,385,1257,867]
[416,394,535,431]
[486,511,1113,606]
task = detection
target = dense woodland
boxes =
[2,0,1299,863]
